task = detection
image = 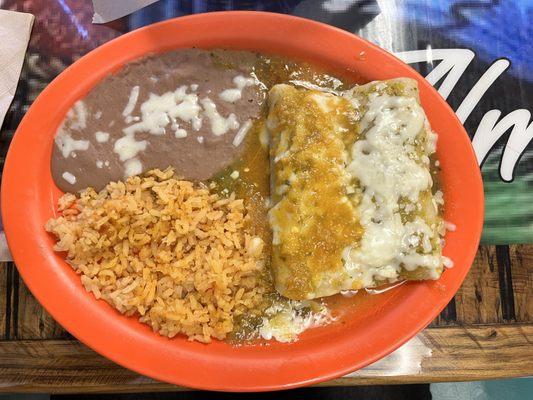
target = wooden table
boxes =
[1,245,531,393]
[1,0,532,393]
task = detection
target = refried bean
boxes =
[51,49,264,192]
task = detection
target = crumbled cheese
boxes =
[230,170,239,179]
[123,86,201,136]
[234,75,255,90]
[175,128,187,138]
[122,85,140,118]
[113,133,147,161]
[69,100,88,130]
[116,83,239,138]
[55,132,90,158]
[219,75,255,103]
[192,116,202,131]
[95,131,110,143]
[196,136,204,143]
[200,98,239,136]
[94,111,102,120]
[232,119,252,147]
[219,89,241,103]
[190,84,198,91]
[62,171,77,185]
[174,90,203,122]
[96,160,103,168]
[124,158,142,178]
[170,117,179,131]
[104,160,110,167]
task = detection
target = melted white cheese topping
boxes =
[219,75,255,103]
[120,78,250,139]
[55,132,90,158]
[95,131,110,143]
[123,86,201,136]
[191,116,202,131]
[200,98,239,136]
[343,91,441,285]
[232,119,252,147]
[113,133,147,162]
[219,88,242,103]
[122,86,140,118]
[68,100,88,131]
[174,128,187,138]
[124,158,143,178]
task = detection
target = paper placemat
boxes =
[0,9,34,261]
[0,9,34,129]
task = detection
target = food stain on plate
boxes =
[45,48,452,345]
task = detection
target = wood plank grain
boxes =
[0,325,531,393]
[496,245,516,321]
[453,246,503,324]
[0,262,69,340]
[430,299,457,327]
[16,275,70,339]
[1,262,17,339]
[0,262,8,338]
[509,244,533,321]
[343,324,533,383]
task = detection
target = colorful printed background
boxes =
[2,0,532,244]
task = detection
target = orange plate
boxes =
[2,12,483,391]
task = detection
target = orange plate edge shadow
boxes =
[1,12,484,392]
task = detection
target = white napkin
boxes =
[0,10,34,262]
[0,9,34,130]
[92,0,160,23]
